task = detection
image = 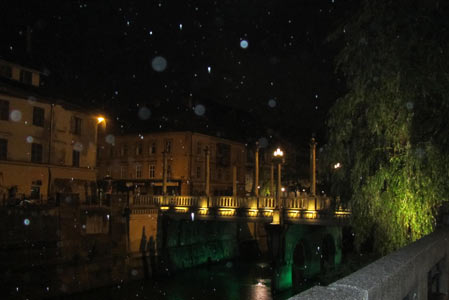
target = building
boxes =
[0,59,103,204]
[97,131,247,196]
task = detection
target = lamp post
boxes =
[273,147,284,224]
[253,142,259,197]
[96,116,106,205]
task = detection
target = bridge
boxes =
[124,193,351,292]
[130,194,350,225]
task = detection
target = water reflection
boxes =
[56,260,298,300]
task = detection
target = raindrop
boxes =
[26,136,34,143]
[28,96,37,104]
[240,40,249,49]
[131,269,138,276]
[258,137,269,148]
[10,110,22,122]
[194,104,205,116]
[151,56,167,72]
[73,142,83,152]
[406,102,414,110]
[24,218,30,226]
[105,134,115,145]
[138,107,151,120]
[226,261,233,268]
[207,66,211,74]
[179,24,183,30]
[268,99,276,108]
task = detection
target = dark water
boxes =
[56,260,302,300]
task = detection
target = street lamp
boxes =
[97,116,106,124]
[273,147,285,224]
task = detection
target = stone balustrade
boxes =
[291,228,449,300]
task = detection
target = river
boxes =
[56,260,312,300]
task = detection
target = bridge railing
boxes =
[132,194,338,212]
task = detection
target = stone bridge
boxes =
[126,194,351,291]
[130,194,350,225]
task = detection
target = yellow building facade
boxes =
[97,131,247,196]
[0,60,102,204]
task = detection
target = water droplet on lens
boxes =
[151,56,167,72]
[194,104,205,116]
[138,106,151,120]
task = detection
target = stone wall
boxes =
[292,228,449,300]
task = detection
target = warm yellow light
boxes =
[273,148,284,157]
[333,162,341,169]
[97,116,105,124]
[281,187,285,192]
[160,206,170,210]
[174,206,188,212]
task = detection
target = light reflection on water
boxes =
[57,260,297,300]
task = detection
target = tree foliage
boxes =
[327,0,449,254]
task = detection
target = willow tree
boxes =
[327,0,449,254]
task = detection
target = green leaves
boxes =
[327,0,449,255]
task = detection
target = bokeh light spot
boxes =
[151,56,167,72]
[138,106,151,120]
[194,104,206,116]
[10,110,22,122]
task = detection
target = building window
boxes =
[71,116,82,135]
[120,144,128,157]
[149,141,157,155]
[30,186,40,199]
[196,166,201,179]
[136,164,142,178]
[33,107,44,127]
[72,150,80,167]
[0,64,12,78]
[149,164,155,178]
[31,143,43,163]
[197,141,202,155]
[0,138,7,160]
[164,139,172,153]
[167,164,172,178]
[136,143,142,155]
[120,166,127,179]
[0,99,9,120]
[20,70,32,84]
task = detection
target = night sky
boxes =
[1,0,357,146]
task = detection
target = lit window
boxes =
[149,164,155,178]
[136,164,142,178]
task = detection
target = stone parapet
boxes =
[291,228,449,299]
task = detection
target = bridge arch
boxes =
[320,234,336,274]
[292,239,311,291]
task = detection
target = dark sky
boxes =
[0,0,357,146]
